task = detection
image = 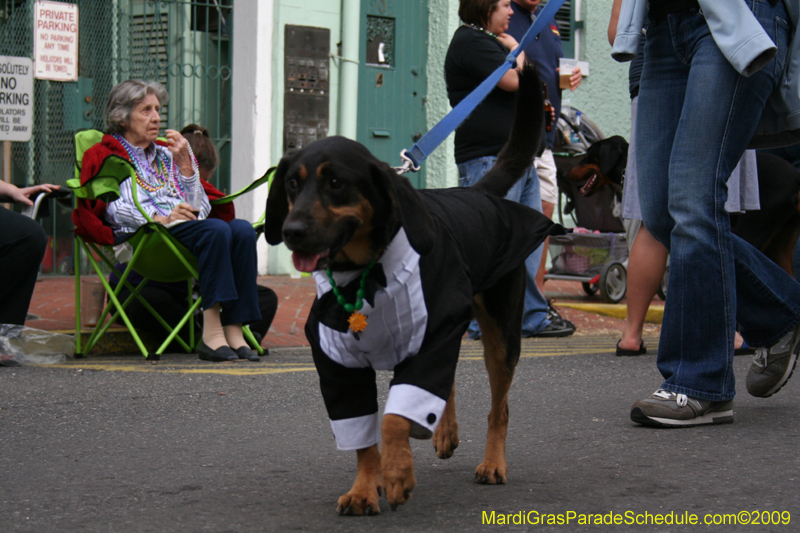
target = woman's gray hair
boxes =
[103,80,169,134]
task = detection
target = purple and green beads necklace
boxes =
[114,134,197,217]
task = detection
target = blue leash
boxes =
[397,0,567,174]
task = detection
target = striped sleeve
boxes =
[105,177,155,233]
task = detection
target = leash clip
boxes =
[395,149,421,175]
[506,51,519,66]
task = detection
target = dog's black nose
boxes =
[282,220,309,244]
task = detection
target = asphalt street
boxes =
[1,338,798,532]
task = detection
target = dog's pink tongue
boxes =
[292,251,321,272]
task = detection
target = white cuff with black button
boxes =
[384,383,447,439]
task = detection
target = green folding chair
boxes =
[68,129,275,360]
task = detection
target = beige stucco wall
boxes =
[566,0,632,142]
[424,0,461,189]
[231,0,275,275]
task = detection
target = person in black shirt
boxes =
[445,0,572,338]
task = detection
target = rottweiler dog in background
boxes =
[567,136,800,277]
[566,134,628,200]
[264,65,562,515]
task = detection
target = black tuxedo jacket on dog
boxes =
[305,186,562,450]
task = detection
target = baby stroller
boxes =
[544,107,629,303]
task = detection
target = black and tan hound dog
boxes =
[264,66,562,515]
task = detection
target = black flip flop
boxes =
[616,340,647,356]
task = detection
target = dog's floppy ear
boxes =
[371,162,435,256]
[597,136,629,177]
[264,154,295,245]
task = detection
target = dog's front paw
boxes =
[337,445,382,516]
[382,454,416,511]
[381,414,416,510]
[475,460,508,485]
[336,484,382,516]
[433,419,459,459]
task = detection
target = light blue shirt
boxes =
[612,0,800,148]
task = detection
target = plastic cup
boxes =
[184,186,204,215]
[559,58,578,89]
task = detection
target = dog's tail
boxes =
[472,64,545,198]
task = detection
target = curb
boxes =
[555,302,664,324]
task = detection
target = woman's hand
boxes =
[496,33,519,53]
[153,202,197,225]
[0,183,60,206]
[164,129,194,177]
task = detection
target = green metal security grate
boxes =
[0,0,233,274]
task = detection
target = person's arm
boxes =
[0,181,60,206]
[159,136,211,220]
[451,31,523,93]
[0,180,13,198]
[103,145,195,228]
[608,0,623,46]
[698,0,776,77]
[496,64,521,91]
[496,33,524,92]
[105,177,156,229]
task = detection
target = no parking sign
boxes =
[0,56,33,142]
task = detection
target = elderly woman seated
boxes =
[81,79,261,362]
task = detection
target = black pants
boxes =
[168,218,261,325]
[0,207,47,325]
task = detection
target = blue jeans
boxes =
[636,0,800,401]
[169,218,261,326]
[458,156,549,337]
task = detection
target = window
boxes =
[544,0,577,59]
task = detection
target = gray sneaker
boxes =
[746,326,800,398]
[631,389,734,427]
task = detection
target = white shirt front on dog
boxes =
[313,229,428,371]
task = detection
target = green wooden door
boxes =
[357,0,428,188]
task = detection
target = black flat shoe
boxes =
[198,341,238,362]
[233,346,261,362]
[616,340,647,356]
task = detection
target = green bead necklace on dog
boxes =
[326,261,376,334]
